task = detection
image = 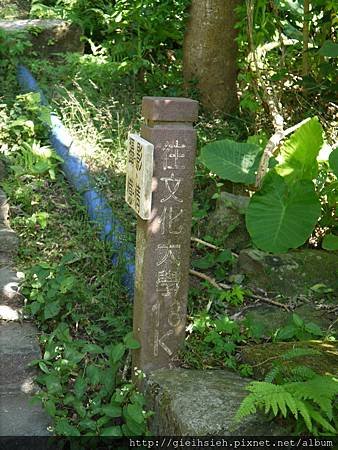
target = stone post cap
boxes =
[142,97,199,122]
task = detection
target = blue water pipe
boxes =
[17,65,135,295]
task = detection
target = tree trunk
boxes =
[183,0,239,113]
[302,0,310,76]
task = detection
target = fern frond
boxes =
[293,398,312,432]
[286,376,338,419]
[307,404,337,434]
[289,365,317,381]
[243,382,298,419]
[234,394,257,422]
[281,347,321,360]
[264,366,281,383]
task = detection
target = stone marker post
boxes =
[133,97,198,373]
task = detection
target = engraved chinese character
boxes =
[158,207,184,235]
[160,173,183,203]
[135,184,141,211]
[127,178,134,203]
[156,243,180,266]
[156,270,180,297]
[163,141,186,170]
[136,142,142,171]
[129,137,135,165]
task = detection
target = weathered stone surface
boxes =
[0,19,84,56]
[0,0,30,19]
[0,161,6,182]
[145,368,287,435]
[205,192,250,251]
[240,340,338,379]
[133,97,198,373]
[0,190,9,224]
[0,353,38,393]
[142,97,199,123]
[0,179,50,436]
[0,266,22,320]
[0,322,41,356]
[0,392,50,436]
[237,248,338,297]
[0,323,39,392]
[0,253,11,268]
[0,323,50,435]
[242,303,337,338]
[0,226,18,254]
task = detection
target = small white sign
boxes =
[125,133,154,220]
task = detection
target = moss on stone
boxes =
[237,248,338,297]
[240,340,338,379]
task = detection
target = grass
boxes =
[1,21,337,435]
[0,83,149,436]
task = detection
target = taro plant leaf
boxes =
[275,117,323,185]
[322,234,338,251]
[200,139,262,184]
[246,173,321,253]
[328,147,338,178]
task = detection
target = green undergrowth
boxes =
[0,89,150,436]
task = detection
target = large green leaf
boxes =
[200,139,261,184]
[318,41,338,58]
[322,234,338,251]
[276,117,323,184]
[44,301,60,320]
[329,147,338,178]
[246,173,321,253]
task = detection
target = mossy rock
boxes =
[145,368,287,435]
[0,20,84,57]
[243,303,337,338]
[240,340,338,380]
[0,0,30,19]
[203,192,251,251]
[237,248,338,297]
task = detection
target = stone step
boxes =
[0,253,11,268]
[0,391,50,436]
[0,322,41,356]
[0,226,18,254]
[145,368,287,436]
[0,323,41,393]
[0,267,23,321]
[0,322,50,436]
[0,161,6,181]
[0,189,8,224]
[0,0,30,20]
[0,19,84,57]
